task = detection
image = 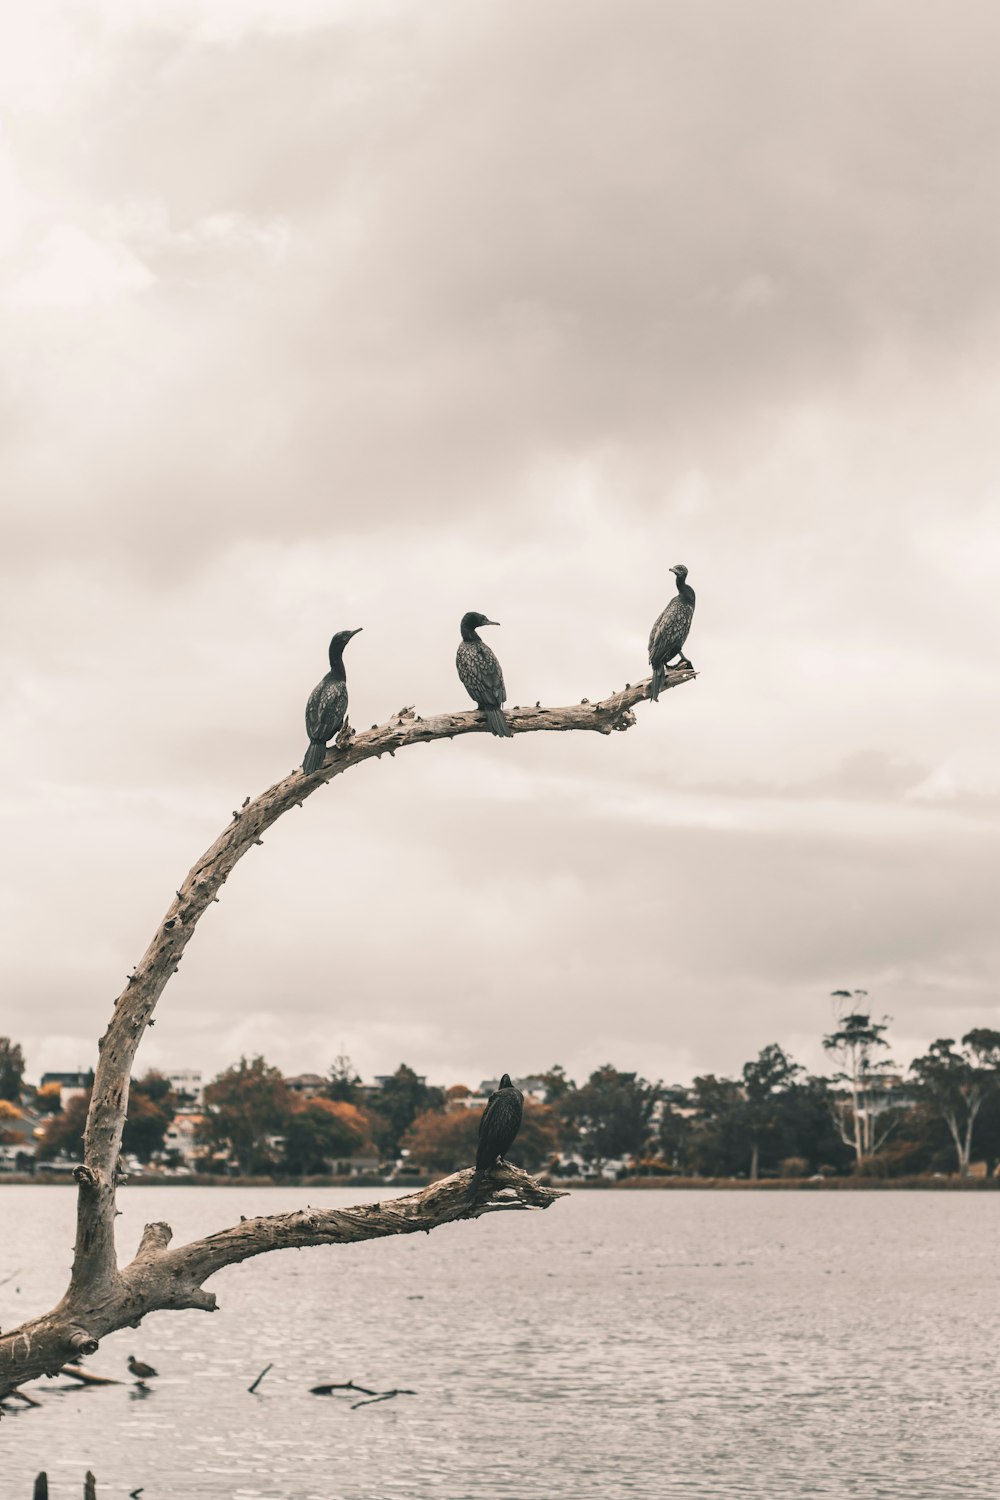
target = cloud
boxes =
[1,1,999,1089]
[3,224,155,309]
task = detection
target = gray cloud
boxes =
[2,1,999,1090]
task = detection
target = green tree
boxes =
[657,1088,694,1172]
[687,1074,746,1176]
[774,1074,854,1176]
[201,1056,290,1175]
[122,1071,175,1163]
[742,1044,801,1180]
[823,995,898,1167]
[910,1030,1000,1175]
[537,1065,574,1106]
[565,1065,659,1173]
[0,1038,25,1102]
[325,1054,364,1105]
[533,1065,579,1151]
[371,1064,444,1156]
[969,1081,1000,1175]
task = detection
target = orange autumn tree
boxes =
[0,1099,22,1143]
[284,1097,374,1174]
[404,1100,559,1175]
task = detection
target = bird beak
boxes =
[668,567,679,576]
[484,619,500,627]
[349,627,363,637]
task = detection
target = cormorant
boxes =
[302,628,362,774]
[648,564,695,702]
[127,1355,158,1385]
[456,612,511,737]
[468,1073,524,1199]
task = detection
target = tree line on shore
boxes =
[3,1000,1000,1180]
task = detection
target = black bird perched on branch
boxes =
[302,628,362,774]
[127,1355,158,1385]
[469,1073,524,1199]
[648,564,695,702]
[456,612,511,737]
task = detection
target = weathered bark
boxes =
[1,1165,564,1394]
[0,668,693,1400]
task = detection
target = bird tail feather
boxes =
[468,1167,485,1201]
[649,665,665,703]
[302,741,326,774]
[486,707,512,738]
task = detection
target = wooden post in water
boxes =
[32,1475,48,1500]
[84,1473,97,1500]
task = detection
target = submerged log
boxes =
[60,1365,121,1387]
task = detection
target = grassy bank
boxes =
[601,1174,1000,1190]
[4,1172,998,1190]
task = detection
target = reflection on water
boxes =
[2,1187,999,1498]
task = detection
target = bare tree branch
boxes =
[0,667,693,1400]
[247,1362,273,1394]
[1,1166,565,1394]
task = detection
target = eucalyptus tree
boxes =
[741,1043,801,1180]
[910,1031,1000,1175]
[0,1037,24,1102]
[822,992,898,1167]
[564,1065,661,1173]
[0,663,694,1401]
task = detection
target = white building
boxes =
[478,1076,547,1104]
[39,1071,94,1108]
[167,1069,203,1106]
[162,1109,207,1168]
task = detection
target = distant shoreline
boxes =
[2,1173,997,1191]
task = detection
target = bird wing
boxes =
[648,598,693,667]
[480,643,506,706]
[478,1088,500,1138]
[305,677,348,742]
[457,641,506,709]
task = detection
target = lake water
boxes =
[1,1186,998,1499]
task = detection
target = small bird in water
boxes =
[648,564,696,702]
[469,1073,524,1199]
[128,1355,158,1386]
[456,612,511,737]
[302,628,362,773]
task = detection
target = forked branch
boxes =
[0,666,693,1400]
[0,1166,565,1394]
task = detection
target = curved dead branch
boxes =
[0,666,693,1400]
[1,1166,565,1394]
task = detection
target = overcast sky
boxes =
[1,0,998,1094]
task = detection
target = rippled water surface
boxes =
[2,1186,999,1499]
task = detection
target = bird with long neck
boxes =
[469,1073,524,1199]
[456,612,512,737]
[648,564,695,702]
[301,627,362,774]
